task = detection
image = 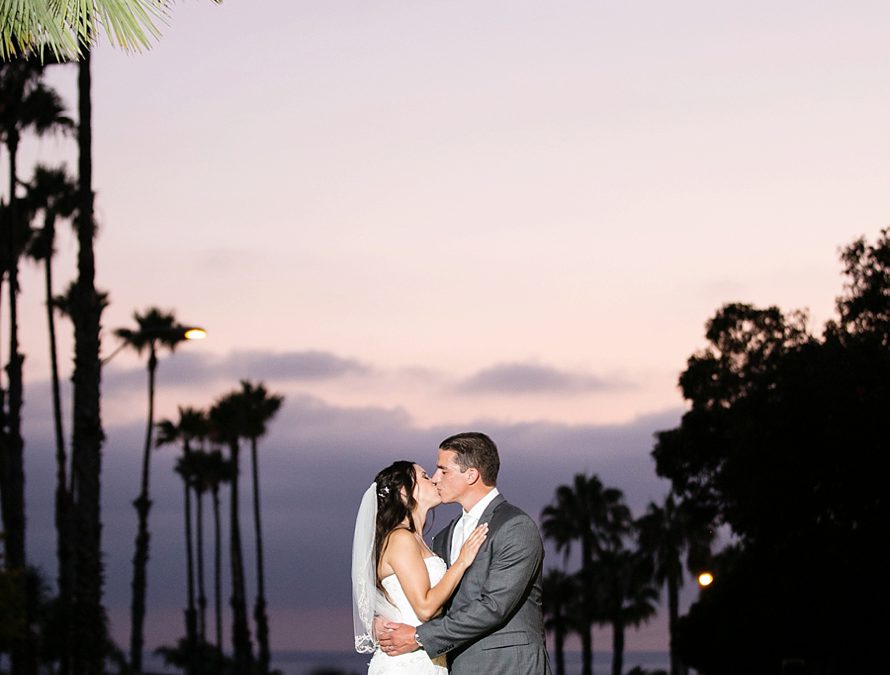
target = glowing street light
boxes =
[697,571,714,588]
[103,323,207,364]
[183,327,207,341]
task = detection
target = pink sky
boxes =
[6,0,890,658]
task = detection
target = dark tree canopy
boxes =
[652,231,890,674]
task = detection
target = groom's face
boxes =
[431,449,469,505]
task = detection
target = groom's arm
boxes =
[414,514,542,657]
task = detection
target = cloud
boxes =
[102,348,369,391]
[22,384,681,652]
[457,361,630,395]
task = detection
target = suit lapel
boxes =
[480,493,505,524]
[435,517,460,564]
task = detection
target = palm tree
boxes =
[636,493,714,675]
[24,164,77,471]
[0,57,72,675]
[68,39,109,675]
[115,307,192,674]
[209,391,254,673]
[542,568,575,675]
[22,163,78,675]
[598,549,659,675]
[184,449,217,643]
[51,275,108,675]
[195,449,234,667]
[157,406,209,674]
[234,380,283,675]
[541,474,632,675]
[0,57,73,573]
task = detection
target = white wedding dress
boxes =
[367,556,449,674]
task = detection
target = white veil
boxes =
[351,482,399,653]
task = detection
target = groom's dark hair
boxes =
[439,432,499,486]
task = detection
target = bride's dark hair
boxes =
[374,460,419,589]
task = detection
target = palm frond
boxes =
[1,0,221,62]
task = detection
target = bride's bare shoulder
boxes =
[385,527,419,547]
[382,528,426,559]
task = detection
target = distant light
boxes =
[697,572,714,588]
[184,328,207,341]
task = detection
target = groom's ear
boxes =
[465,467,480,485]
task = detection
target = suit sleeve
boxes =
[416,514,542,656]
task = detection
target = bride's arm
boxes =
[384,525,488,623]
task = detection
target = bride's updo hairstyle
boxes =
[373,460,419,586]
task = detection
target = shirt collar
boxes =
[463,487,499,521]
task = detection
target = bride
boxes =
[352,460,488,674]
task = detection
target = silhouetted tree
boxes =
[206,449,234,670]
[652,232,890,673]
[833,227,890,344]
[158,406,210,674]
[22,162,78,675]
[542,568,574,675]
[541,474,631,675]
[209,392,254,673]
[115,307,190,673]
[0,56,72,675]
[234,380,283,675]
[156,636,234,675]
[599,548,659,675]
[186,448,233,672]
[636,493,714,675]
[69,40,108,675]
[0,57,71,569]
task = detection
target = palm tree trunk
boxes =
[580,624,593,675]
[668,573,685,675]
[553,625,565,675]
[2,132,26,574]
[4,127,39,675]
[46,216,75,675]
[250,437,271,674]
[611,618,625,675]
[196,487,207,642]
[44,213,67,490]
[212,486,223,673]
[228,441,253,673]
[129,348,157,674]
[70,46,105,675]
[182,442,198,675]
[580,543,594,675]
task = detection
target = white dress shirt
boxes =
[450,487,499,565]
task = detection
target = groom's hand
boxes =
[372,616,387,641]
[377,621,418,656]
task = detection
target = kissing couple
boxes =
[351,432,552,674]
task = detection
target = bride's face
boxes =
[412,464,442,509]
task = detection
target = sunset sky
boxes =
[7,0,890,660]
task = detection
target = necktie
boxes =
[451,513,475,564]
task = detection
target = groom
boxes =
[378,432,551,674]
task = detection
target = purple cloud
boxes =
[103,348,369,390]
[458,362,630,394]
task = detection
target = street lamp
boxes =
[103,323,207,364]
[183,327,206,341]
[697,571,714,588]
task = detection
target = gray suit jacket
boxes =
[415,494,551,675]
